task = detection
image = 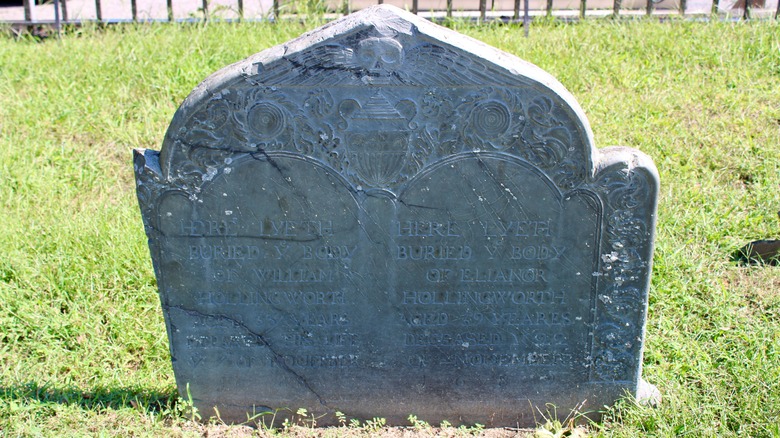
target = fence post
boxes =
[237,0,243,20]
[645,0,652,15]
[742,0,749,19]
[711,0,719,14]
[523,0,529,37]
[546,0,553,17]
[479,0,486,21]
[273,0,279,19]
[61,0,68,22]
[447,0,453,18]
[775,0,779,19]
[95,0,102,22]
[514,0,520,19]
[167,0,173,21]
[580,0,586,18]
[54,0,61,36]
[412,0,418,14]
[679,0,685,15]
[131,0,137,21]
[202,0,209,20]
[613,0,621,16]
[23,0,35,23]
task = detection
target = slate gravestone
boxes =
[134,5,659,427]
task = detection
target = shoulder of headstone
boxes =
[596,147,659,179]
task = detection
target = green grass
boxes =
[1,17,779,436]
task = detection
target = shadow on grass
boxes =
[0,381,178,413]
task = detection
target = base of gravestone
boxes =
[637,379,662,407]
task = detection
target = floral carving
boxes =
[294,89,338,157]
[521,96,572,169]
[179,92,244,151]
[412,88,458,173]
[600,287,641,323]
[591,163,653,382]
[303,88,335,117]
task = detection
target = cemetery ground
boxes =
[0,17,779,437]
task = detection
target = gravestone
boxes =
[134,5,659,427]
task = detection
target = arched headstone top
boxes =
[160,5,599,195]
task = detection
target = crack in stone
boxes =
[397,198,441,211]
[168,305,329,407]
[250,150,327,237]
[474,154,528,218]
[250,149,285,175]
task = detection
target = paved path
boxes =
[0,0,776,23]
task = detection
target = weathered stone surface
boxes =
[134,5,659,427]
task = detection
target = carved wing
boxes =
[397,44,520,86]
[258,44,366,86]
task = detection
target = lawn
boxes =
[0,16,779,437]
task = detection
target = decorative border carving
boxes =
[590,160,654,382]
[160,85,587,197]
